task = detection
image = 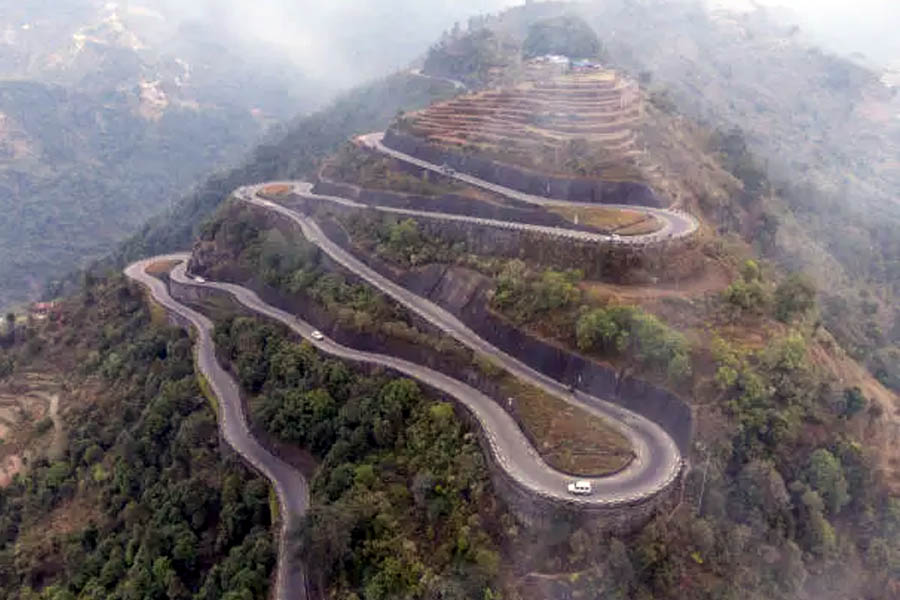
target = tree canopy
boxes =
[522,15,603,59]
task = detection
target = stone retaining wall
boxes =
[457,399,681,532]
[267,199,696,452]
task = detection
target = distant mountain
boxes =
[0,0,330,308]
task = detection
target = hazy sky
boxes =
[147,0,899,88]
[151,0,516,86]
[710,0,900,65]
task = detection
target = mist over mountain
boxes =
[0,0,522,310]
[711,0,900,67]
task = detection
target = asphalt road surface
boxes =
[124,136,693,595]
[237,184,683,505]
[128,247,681,594]
[125,257,310,600]
[356,132,699,243]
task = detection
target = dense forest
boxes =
[0,79,265,311]
[214,316,506,599]
[0,0,337,313]
[0,277,275,599]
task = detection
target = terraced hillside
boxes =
[398,66,644,180]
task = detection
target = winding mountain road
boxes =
[125,257,309,600]
[409,67,468,91]
[125,125,694,597]
[127,247,682,597]
[237,184,682,500]
[357,131,699,243]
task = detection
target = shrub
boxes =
[774,273,816,322]
[575,306,691,382]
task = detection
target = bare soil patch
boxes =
[807,334,900,492]
[581,261,731,303]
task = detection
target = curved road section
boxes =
[237,184,682,506]
[357,131,699,243]
[125,257,309,600]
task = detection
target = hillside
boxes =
[0,0,329,310]
[0,276,276,599]
[111,71,461,269]
[115,49,893,596]
[204,32,895,595]
[572,0,900,388]
[418,0,900,394]
[4,3,897,600]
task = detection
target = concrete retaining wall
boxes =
[285,195,699,284]
[265,199,696,453]
[456,289,694,454]
[313,176,601,233]
[454,400,681,531]
[383,129,668,207]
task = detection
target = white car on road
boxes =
[310,330,325,341]
[567,480,592,495]
[194,276,206,284]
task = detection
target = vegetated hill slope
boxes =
[112,72,459,268]
[311,71,900,597]
[0,276,276,599]
[0,80,265,306]
[574,0,900,383]
[0,0,329,311]
[420,0,900,391]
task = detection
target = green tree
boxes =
[723,260,767,313]
[575,308,620,351]
[806,449,850,515]
[774,274,816,322]
[523,15,603,59]
[841,386,867,417]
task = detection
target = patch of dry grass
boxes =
[614,215,664,236]
[144,259,180,276]
[550,206,662,234]
[261,184,292,196]
[496,372,634,476]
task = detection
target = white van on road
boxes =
[567,480,592,495]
